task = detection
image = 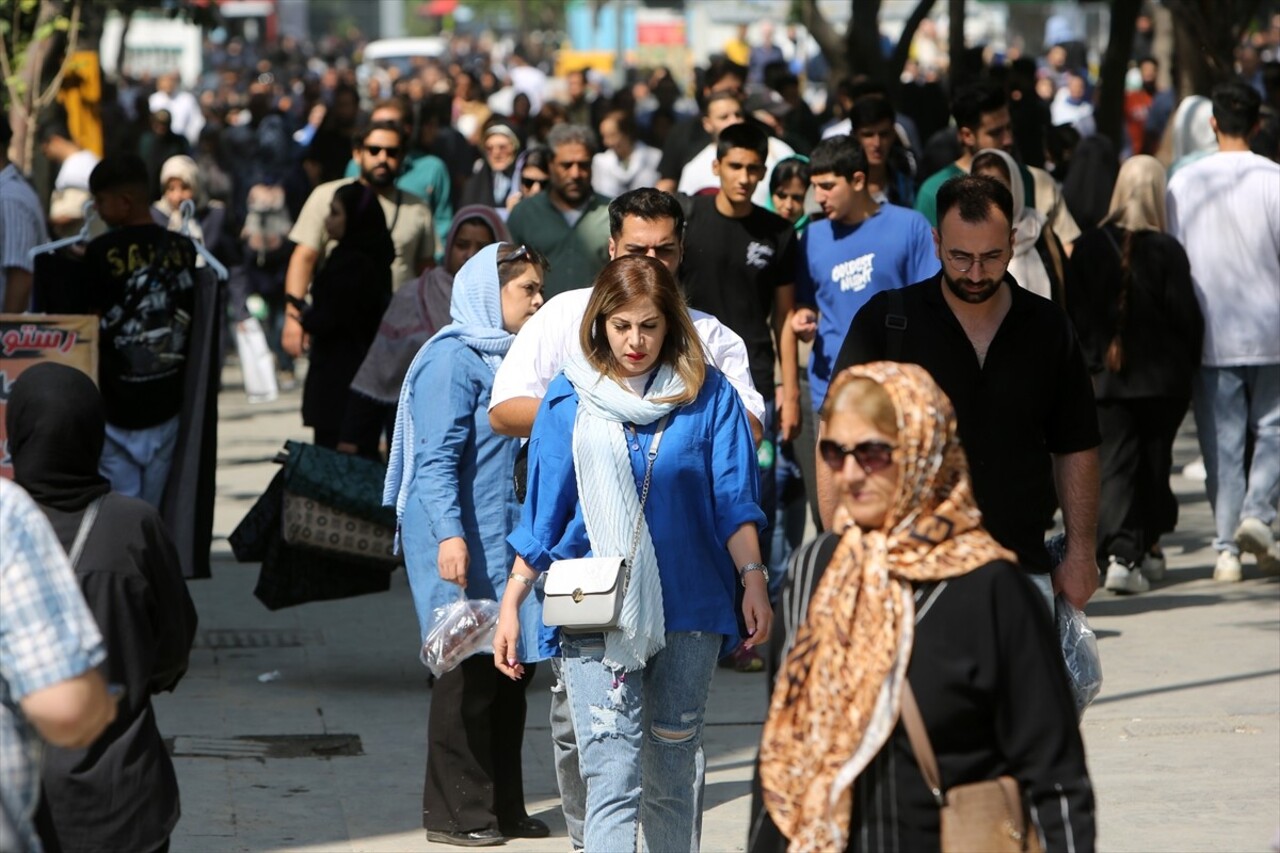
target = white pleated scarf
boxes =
[563,353,684,671]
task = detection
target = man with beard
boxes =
[830,174,1101,612]
[507,124,612,298]
[283,121,435,359]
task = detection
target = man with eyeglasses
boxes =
[282,120,436,359]
[831,174,1101,613]
[506,123,612,299]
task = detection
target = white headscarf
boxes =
[975,148,1053,300]
[563,352,686,672]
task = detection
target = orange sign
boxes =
[0,314,99,479]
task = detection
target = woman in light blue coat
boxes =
[384,242,548,845]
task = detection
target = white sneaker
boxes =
[1235,517,1277,557]
[1213,551,1243,582]
[1140,550,1166,581]
[1182,456,1207,482]
[1104,557,1150,594]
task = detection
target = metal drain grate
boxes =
[195,629,324,649]
[169,734,362,758]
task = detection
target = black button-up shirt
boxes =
[834,275,1100,571]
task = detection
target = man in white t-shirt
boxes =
[675,91,794,209]
[1167,79,1280,581]
[488,188,762,852]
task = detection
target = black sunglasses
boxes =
[521,176,547,190]
[818,439,896,473]
[364,144,401,158]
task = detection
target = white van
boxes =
[359,37,449,79]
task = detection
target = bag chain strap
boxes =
[624,414,670,570]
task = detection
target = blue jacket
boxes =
[401,337,544,662]
[509,369,767,659]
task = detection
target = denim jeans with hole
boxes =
[1193,365,1280,553]
[559,631,721,853]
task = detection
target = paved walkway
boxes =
[156,372,1280,852]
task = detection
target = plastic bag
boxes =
[419,596,500,678]
[1056,596,1103,718]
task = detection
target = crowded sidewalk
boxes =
[155,365,1280,853]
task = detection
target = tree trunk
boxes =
[1096,0,1143,151]
[1165,0,1267,95]
[799,0,849,84]
[948,0,966,88]
[849,0,886,83]
[887,0,940,83]
[116,7,134,78]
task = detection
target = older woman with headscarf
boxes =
[758,362,1094,852]
[6,363,197,853]
[382,242,549,846]
[971,147,1068,304]
[1065,155,1203,595]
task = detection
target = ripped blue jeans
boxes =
[559,631,722,852]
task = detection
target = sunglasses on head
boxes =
[818,439,896,473]
[364,144,401,158]
[498,244,549,270]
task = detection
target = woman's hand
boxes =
[741,573,773,649]
[438,537,469,587]
[493,610,525,681]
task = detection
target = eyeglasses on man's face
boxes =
[941,246,1007,274]
[818,439,896,474]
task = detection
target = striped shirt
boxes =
[0,163,49,309]
[0,480,106,853]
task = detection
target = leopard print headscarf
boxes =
[759,362,1015,850]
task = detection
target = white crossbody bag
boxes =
[542,415,669,633]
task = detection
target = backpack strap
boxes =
[884,287,908,362]
[67,496,105,570]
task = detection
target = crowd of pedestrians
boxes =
[2,11,1279,852]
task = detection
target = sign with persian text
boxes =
[0,314,98,479]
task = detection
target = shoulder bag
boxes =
[899,681,1043,853]
[542,415,669,632]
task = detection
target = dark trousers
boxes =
[1096,396,1188,566]
[424,655,537,832]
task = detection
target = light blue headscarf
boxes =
[383,243,513,534]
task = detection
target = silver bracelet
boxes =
[739,562,769,588]
[507,572,535,589]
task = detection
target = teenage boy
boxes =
[793,135,938,418]
[680,123,798,634]
[915,80,1080,251]
[676,91,795,207]
[84,155,199,506]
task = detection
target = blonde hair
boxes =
[580,255,706,406]
[822,373,898,438]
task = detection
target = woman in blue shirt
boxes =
[384,242,548,846]
[493,255,772,852]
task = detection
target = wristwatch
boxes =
[740,562,769,588]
